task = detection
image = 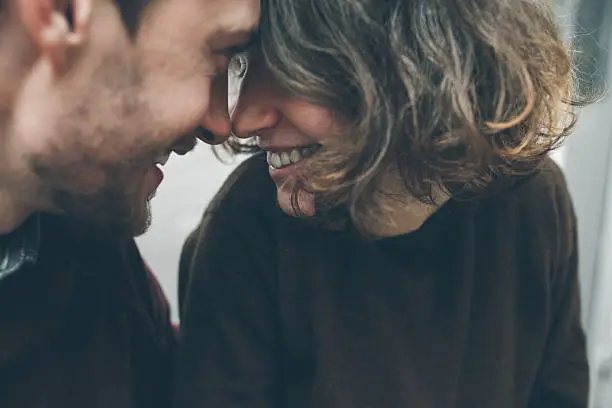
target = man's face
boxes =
[3,0,259,236]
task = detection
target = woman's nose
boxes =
[231,74,281,138]
[231,104,281,139]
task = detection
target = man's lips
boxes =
[152,136,198,167]
[191,126,219,144]
[172,135,198,155]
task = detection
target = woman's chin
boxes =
[277,187,316,217]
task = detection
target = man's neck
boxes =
[0,187,33,235]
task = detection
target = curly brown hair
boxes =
[227,0,583,234]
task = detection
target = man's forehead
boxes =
[150,0,259,32]
[113,0,259,34]
[209,0,260,31]
[182,0,260,49]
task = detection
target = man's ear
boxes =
[16,0,92,76]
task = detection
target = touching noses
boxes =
[198,74,232,145]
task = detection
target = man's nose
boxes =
[199,74,231,145]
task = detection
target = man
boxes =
[0,0,258,407]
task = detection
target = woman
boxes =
[175,1,589,407]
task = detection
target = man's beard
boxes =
[48,183,154,237]
[32,158,154,238]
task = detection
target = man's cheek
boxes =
[31,155,110,195]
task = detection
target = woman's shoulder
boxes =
[184,152,279,249]
[489,157,576,261]
[203,152,277,218]
[180,153,278,284]
[179,153,280,317]
[507,157,574,222]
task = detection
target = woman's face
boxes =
[231,53,343,216]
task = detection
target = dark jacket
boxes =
[0,214,175,408]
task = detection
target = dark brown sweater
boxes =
[176,153,588,408]
[0,214,175,408]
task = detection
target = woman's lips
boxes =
[264,144,321,183]
[265,144,320,170]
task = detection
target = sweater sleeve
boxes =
[174,154,282,408]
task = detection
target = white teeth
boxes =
[281,151,291,166]
[154,153,171,166]
[267,151,283,169]
[290,149,302,163]
[266,145,319,169]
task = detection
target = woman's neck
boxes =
[365,174,450,238]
